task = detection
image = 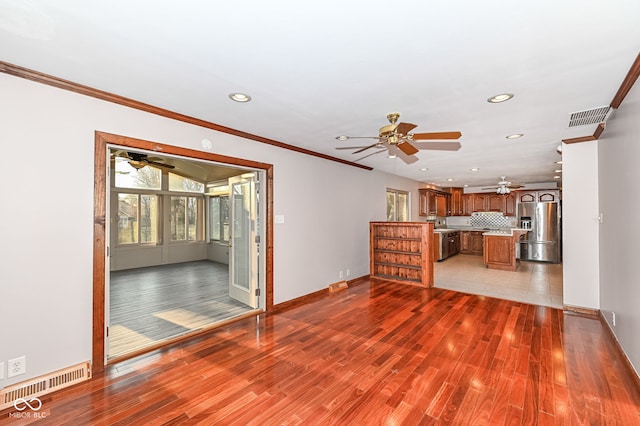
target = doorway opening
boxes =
[93,131,273,372]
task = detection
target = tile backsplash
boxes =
[447,213,517,228]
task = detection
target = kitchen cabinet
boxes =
[460,193,489,215]
[488,194,505,212]
[419,189,449,217]
[517,190,560,203]
[370,222,434,287]
[444,187,464,216]
[484,235,515,271]
[504,192,517,216]
[471,193,488,212]
[460,231,483,255]
[436,194,448,217]
[483,230,529,271]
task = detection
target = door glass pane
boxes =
[139,195,158,243]
[170,196,186,240]
[210,197,220,240]
[187,197,197,241]
[118,194,138,244]
[233,182,251,290]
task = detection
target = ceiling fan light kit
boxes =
[335,112,462,162]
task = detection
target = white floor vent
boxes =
[0,361,91,411]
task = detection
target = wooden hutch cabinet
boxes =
[369,222,434,287]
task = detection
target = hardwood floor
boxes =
[109,260,252,357]
[4,278,639,424]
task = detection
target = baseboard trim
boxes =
[597,311,640,393]
[271,275,369,313]
[563,304,599,316]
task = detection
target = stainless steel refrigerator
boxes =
[517,202,561,263]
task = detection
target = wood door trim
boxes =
[92,131,274,373]
[0,61,372,172]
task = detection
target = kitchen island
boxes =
[483,229,530,271]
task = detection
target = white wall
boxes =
[562,141,600,309]
[598,79,640,375]
[0,73,421,388]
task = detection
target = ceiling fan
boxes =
[482,177,524,194]
[335,112,462,161]
[112,151,175,170]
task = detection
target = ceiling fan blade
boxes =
[482,186,500,190]
[411,131,462,140]
[335,146,374,150]
[395,122,417,135]
[353,142,383,154]
[413,141,461,151]
[145,159,175,169]
[354,149,386,162]
[342,136,382,139]
[397,141,419,156]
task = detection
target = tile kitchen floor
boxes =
[434,254,563,308]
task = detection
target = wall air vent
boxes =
[0,361,91,411]
[568,106,611,127]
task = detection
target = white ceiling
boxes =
[2,1,639,188]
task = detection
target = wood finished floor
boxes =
[7,279,639,425]
[435,254,563,309]
[109,260,252,357]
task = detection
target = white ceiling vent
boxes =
[568,106,611,127]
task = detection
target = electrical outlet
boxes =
[612,312,616,327]
[0,361,4,380]
[339,270,344,279]
[7,356,26,378]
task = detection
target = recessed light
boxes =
[419,168,428,171]
[555,160,563,165]
[556,144,563,154]
[554,169,562,173]
[506,133,523,139]
[335,135,349,141]
[446,178,454,182]
[487,93,514,103]
[463,184,469,187]
[388,153,397,159]
[553,175,561,179]
[470,168,479,172]
[229,92,252,103]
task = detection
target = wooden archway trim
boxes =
[92,131,274,373]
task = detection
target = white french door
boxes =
[228,173,259,308]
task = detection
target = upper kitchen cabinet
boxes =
[461,193,486,215]
[471,193,488,212]
[419,189,450,217]
[487,194,505,212]
[504,192,517,216]
[518,190,561,203]
[459,192,516,216]
[444,187,464,216]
